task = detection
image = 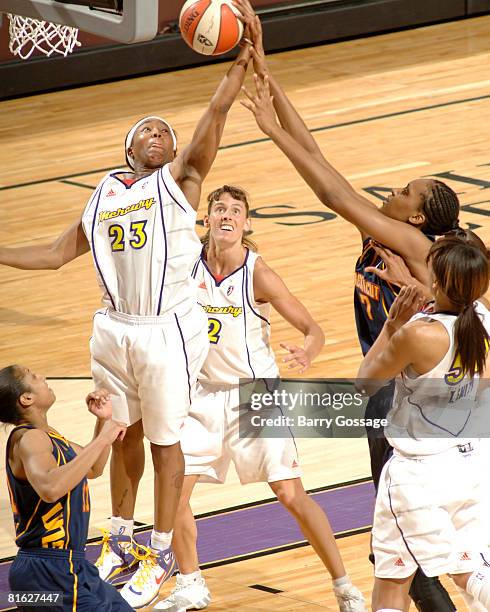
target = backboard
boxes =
[0,0,158,43]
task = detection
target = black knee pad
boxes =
[409,569,456,612]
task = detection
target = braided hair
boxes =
[423,180,460,235]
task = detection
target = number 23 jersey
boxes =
[192,249,279,384]
[82,164,202,316]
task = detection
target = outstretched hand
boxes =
[386,285,425,332]
[365,241,414,287]
[86,388,112,420]
[233,1,266,75]
[241,73,278,135]
[280,342,312,373]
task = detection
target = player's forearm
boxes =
[266,123,355,213]
[304,323,325,364]
[87,419,111,478]
[0,245,63,270]
[267,73,324,160]
[357,326,392,394]
[42,437,108,502]
[210,45,251,113]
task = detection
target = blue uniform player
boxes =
[239,7,461,610]
[1,365,129,612]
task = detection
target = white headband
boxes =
[125,115,177,170]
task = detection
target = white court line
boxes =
[310,79,490,118]
[346,162,431,181]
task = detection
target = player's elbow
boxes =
[88,466,103,479]
[38,484,62,504]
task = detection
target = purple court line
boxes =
[0,481,375,609]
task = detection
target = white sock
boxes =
[150,528,173,551]
[110,516,134,537]
[180,570,202,585]
[332,575,351,588]
[467,568,490,608]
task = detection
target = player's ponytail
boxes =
[0,366,28,426]
[428,238,489,377]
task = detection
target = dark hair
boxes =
[0,366,28,426]
[423,180,460,235]
[427,237,489,377]
[202,185,257,252]
[442,227,490,259]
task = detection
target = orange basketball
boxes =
[179,0,244,56]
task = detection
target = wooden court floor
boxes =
[1,14,490,609]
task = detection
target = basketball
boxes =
[179,0,244,56]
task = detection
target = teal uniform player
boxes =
[2,366,129,612]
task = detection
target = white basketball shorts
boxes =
[181,380,302,484]
[90,304,209,445]
[373,443,488,579]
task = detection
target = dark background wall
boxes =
[1,0,489,100]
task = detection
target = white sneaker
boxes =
[95,531,138,583]
[120,546,176,609]
[154,573,211,610]
[334,584,367,612]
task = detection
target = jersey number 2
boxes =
[208,318,222,344]
[108,220,148,251]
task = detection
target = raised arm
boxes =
[170,27,253,209]
[253,257,325,373]
[241,74,432,283]
[16,420,126,503]
[236,3,332,168]
[69,389,120,479]
[0,218,89,270]
[357,286,426,393]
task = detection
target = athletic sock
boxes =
[150,528,173,551]
[180,570,202,585]
[110,516,134,537]
[332,575,352,588]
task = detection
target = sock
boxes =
[180,570,202,585]
[332,575,351,589]
[110,516,134,537]
[467,568,490,608]
[150,528,173,551]
[455,586,487,611]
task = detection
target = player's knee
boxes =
[150,440,182,471]
[274,485,306,514]
[450,572,470,589]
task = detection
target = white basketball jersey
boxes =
[387,307,490,456]
[82,164,202,316]
[192,250,279,384]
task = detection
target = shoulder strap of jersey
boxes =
[5,424,36,476]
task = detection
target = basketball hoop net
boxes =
[7,13,81,59]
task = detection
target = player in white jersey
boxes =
[155,185,367,612]
[357,236,490,612]
[0,14,255,606]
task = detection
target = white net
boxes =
[7,13,81,59]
